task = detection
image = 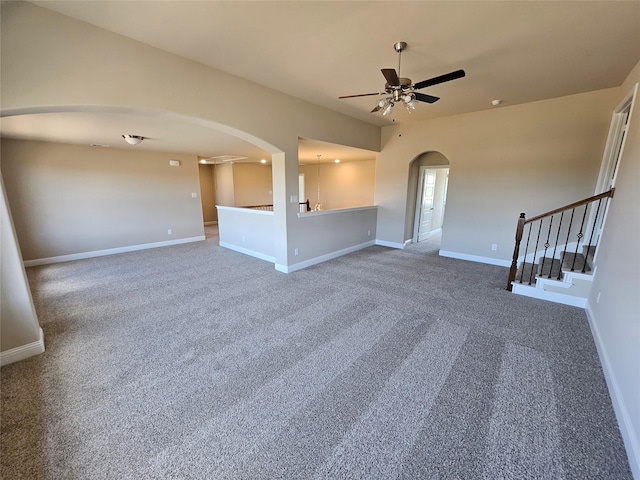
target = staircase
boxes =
[506,190,614,307]
[511,245,595,307]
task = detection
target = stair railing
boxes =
[506,189,615,291]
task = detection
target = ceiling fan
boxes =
[339,42,465,115]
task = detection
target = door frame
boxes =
[589,83,637,259]
[595,83,637,194]
[412,166,448,243]
[413,167,434,243]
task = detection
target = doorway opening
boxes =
[405,151,450,250]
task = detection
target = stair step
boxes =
[562,252,591,273]
[583,245,596,264]
[515,245,595,287]
[516,257,563,285]
[538,257,562,279]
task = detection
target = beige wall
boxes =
[198,164,217,223]
[1,139,204,261]
[233,163,273,207]
[299,159,375,210]
[588,61,640,477]
[1,174,42,355]
[377,88,620,258]
[214,163,235,207]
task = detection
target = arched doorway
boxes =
[405,151,450,246]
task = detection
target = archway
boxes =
[0,105,287,262]
[405,151,450,245]
[0,105,284,156]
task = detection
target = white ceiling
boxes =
[2,1,639,163]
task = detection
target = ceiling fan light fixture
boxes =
[403,93,416,111]
[382,101,394,116]
[122,134,144,146]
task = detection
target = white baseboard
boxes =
[277,240,376,273]
[23,236,206,267]
[511,282,587,308]
[585,302,640,479]
[439,250,511,267]
[219,242,275,264]
[1,328,45,366]
[375,239,405,249]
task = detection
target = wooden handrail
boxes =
[525,189,614,224]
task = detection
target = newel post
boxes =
[506,213,526,291]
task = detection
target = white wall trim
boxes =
[511,283,587,308]
[298,205,378,218]
[216,205,274,216]
[439,250,510,267]
[585,301,640,479]
[219,241,275,264]
[375,239,405,249]
[23,236,206,267]
[276,240,376,273]
[1,328,45,366]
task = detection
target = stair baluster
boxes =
[529,221,544,285]
[584,199,603,273]
[550,212,564,278]
[518,223,533,283]
[570,204,590,271]
[539,215,554,279]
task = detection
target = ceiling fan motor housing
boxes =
[385,78,412,92]
[394,41,407,53]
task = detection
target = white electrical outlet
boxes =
[367,230,371,236]
[191,192,197,198]
[242,235,246,242]
[167,229,172,235]
[294,248,299,256]
[491,244,498,251]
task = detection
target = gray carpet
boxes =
[1,232,632,479]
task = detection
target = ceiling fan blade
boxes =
[414,69,466,90]
[381,68,400,86]
[414,92,440,104]
[371,104,383,113]
[339,92,383,99]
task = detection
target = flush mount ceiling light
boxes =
[122,134,144,146]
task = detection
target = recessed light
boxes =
[260,159,267,164]
[90,144,110,148]
[334,159,341,163]
[491,99,502,106]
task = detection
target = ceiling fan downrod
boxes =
[394,41,406,77]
